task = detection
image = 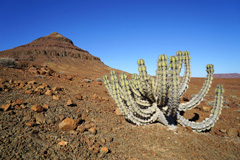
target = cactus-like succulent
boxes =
[103,51,224,132]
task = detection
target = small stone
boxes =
[29,67,38,74]
[69,130,78,135]
[100,147,109,153]
[13,99,24,106]
[83,79,92,83]
[28,80,37,85]
[35,113,46,124]
[101,138,106,144]
[42,104,48,109]
[1,104,11,111]
[88,147,93,151]
[52,87,63,92]
[96,82,102,85]
[227,128,238,137]
[53,95,60,100]
[59,117,77,131]
[92,93,97,100]
[14,105,22,109]
[58,140,68,146]
[92,148,99,154]
[26,121,35,127]
[25,90,32,94]
[89,127,97,134]
[31,104,43,112]
[84,124,92,129]
[77,126,86,133]
[75,94,82,100]
[106,137,113,142]
[20,104,26,109]
[81,112,88,120]
[45,90,53,96]
[202,106,211,112]
[59,115,65,121]
[6,100,12,104]
[115,108,123,116]
[66,75,73,81]
[34,88,42,95]
[219,129,227,133]
[66,99,76,106]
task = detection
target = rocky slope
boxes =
[0,32,123,77]
[0,32,100,62]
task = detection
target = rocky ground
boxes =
[0,63,240,160]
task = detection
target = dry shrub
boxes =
[0,57,21,68]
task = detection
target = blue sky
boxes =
[0,0,239,77]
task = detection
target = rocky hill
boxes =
[0,32,123,77]
[0,32,100,62]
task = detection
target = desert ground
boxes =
[0,62,239,160]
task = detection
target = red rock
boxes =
[45,89,53,96]
[77,126,86,132]
[31,104,43,112]
[66,75,73,80]
[59,117,77,131]
[58,140,68,146]
[25,90,32,94]
[89,127,97,134]
[52,86,63,92]
[92,93,97,100]
[101,138,106,144]
[42,104,48,109]
[13,99,24,106]
[28,80,37,85]
[53,95,60,100]
[59,115,65,121]
[96,82,102,85]
[115,108,123,116]
[100,147,109,153]
[1,104,11,111]
[66,99,76,106]
[84,124,92,129]
[14,105,22,109]
[26,122,35,127]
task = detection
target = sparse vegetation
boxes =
[103,51,224,132]
[0,57,20,68]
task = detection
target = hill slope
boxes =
[0,32,120,77]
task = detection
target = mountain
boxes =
[213,73,240,78]
[0,32,100,62]
[0,32,120,77]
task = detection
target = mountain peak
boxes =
[0,32,100,62]
[50,32,62,36]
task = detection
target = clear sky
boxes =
[0,0,239,77]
